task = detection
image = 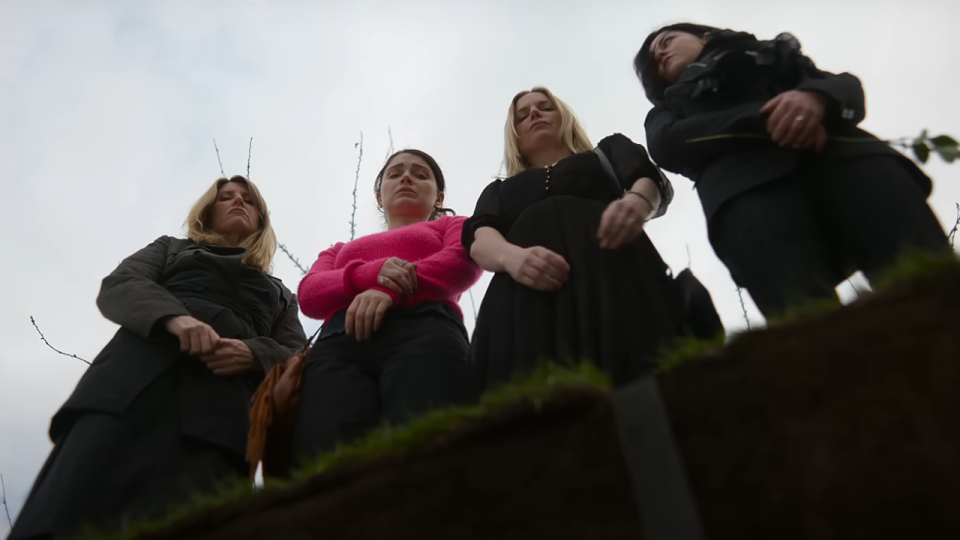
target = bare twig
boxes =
[467,289,478,323]
[279,243,309,276]
[247,137,253,178]
[2,473,12,530]
[948,203,959,249]
[736,287,751,330]
[30,316,90,365]
[213,140,226,178]
[849,282,861,298]
[384,127,394,161]
[350,133,364,241]
[685,244,692,269]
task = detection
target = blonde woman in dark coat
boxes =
[11,176,306,540]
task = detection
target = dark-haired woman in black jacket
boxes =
[635,24,951,317]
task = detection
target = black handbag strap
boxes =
[612,377,706,540]
[593,146,625,198]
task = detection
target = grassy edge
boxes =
[653,250,960,373]
[75,250,960,539]
[76,362,611,540]
[294,360,611,478]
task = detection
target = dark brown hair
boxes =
[634,23,719,102]
[374,149,455,221]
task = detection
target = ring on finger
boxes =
[795,115,805,123]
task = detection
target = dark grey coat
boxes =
[50,235,307,454]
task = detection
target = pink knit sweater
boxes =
[298,216,483,322]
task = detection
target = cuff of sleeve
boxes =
[797,80,857,124]
[143,305,192,340]
[370,285,403,306]
[343,258,388,294]
[461,215,503,250]
[242,337,270,373]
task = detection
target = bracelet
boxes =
[624,190,656,215]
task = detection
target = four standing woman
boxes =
[10,23,955,538]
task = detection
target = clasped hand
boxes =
[761,90,829,151]
[164,315,255,375]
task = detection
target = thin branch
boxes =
[384,127,394,161]
[350,133,364,241]
[278,243,309,276]
[685,244,692,269]
[30,316,90,365]
[2,473,12,530]
[848,279,861,299]
[467,289,478,323]
[247,137,253,178]
[213,139,226,178]
[948,203,960,249]
[736,287,751,330]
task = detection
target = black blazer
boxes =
[52,236,306,453]
[644,31,932,222]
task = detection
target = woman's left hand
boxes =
[598,194,653,249]
[761,90,828,150]
[200,338,256,375]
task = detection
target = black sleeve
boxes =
[597,133,674,219]
[96,236,191,339]
[242,288,307,373]
[796,70,867,128]
[644,101,768,178]
[461,179,505,251]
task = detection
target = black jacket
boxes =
[644,31,932,222]
[51,236,306,454]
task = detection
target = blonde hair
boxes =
[185,175,277,273]
[503,86,593,177]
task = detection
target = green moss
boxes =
[75,361,610,540]
[294,360,611,478]
[653,333,728,374]
[70,477,273,540]
[868,249,959,293]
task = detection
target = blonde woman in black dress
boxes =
[462,86,687,395]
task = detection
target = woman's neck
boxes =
[525,145,573,169]
[387,214,430,231]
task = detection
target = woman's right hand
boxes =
[378,257,418,295]
[503,246,570,291]
[346,289,394,341]
[164,315,221,356]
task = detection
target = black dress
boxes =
[10,240,306,540]
[462,133,684,395]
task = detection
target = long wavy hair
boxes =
[503,86,593,177]
[185,175,277,272]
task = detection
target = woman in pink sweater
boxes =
[293,149,483,459]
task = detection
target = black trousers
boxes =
[10,362,246,540]
[709,155,951,318]
[292,312,470,465]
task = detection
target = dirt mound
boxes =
[134,266,960,540]
[661,265,960,539]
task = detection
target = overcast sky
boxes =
[1,0,958,531]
